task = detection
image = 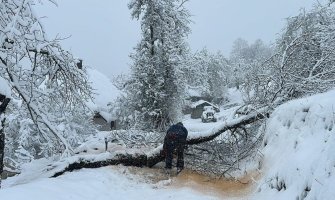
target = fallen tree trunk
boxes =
[147,109,268,167]
[52,154,148,177]
[186,111,268,145]
[51,109,269,177]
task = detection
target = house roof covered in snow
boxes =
[191,100,219,110]
[86,68,120,112]
[96,111,117,122]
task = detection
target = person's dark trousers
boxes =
[164,135,186,169]
[164,137,175,169]
[176,142,185,169]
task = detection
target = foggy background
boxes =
[35,0,322,77]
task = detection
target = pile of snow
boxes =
[86,68,120,111]
[253,90,335,200]
[0,76,11,97]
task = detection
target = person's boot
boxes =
[165,168,172,176]
[177,167,183,175]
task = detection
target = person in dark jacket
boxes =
[163,122,188,174]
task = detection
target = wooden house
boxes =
[190,100,220,119]
[93,111,119,131]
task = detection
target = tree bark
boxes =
[51,109,268,178]
[0,94,10,188]
[150,25,154,56]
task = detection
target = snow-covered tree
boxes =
[0,0,94,169]
[259,6,335,105]
[228,38,273,106]
[0,78,11,187]
[237,5,335,107]
[125,0,191,131]
[229,38,272,91]
[184,48,228,103]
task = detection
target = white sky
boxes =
[35,0,323,78]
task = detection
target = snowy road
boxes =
[1,165,255,200]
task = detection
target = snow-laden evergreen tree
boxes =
[0,0,94,169]
[126,0,191,131]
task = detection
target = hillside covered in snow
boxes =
[252,90,335,200]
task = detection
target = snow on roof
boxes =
[191,100,218,109]
[98,111,117,122]
[0,77,11,97]
[86,68,120,111]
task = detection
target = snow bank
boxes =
[253,90,335,200]
[0,76,11,97]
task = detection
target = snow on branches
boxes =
[0,0,94,164]
[125,0,191,131]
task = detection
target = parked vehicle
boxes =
[201,106,217,123]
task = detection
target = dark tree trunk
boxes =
[150,25,154,56]
[0,94,10,188]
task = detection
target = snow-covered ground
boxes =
[184,88,335,199]
[0,167,210,200]
[252,89,335,200]
[1,165,253,200]
[2,89,334,200]
[183,88,244,138]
